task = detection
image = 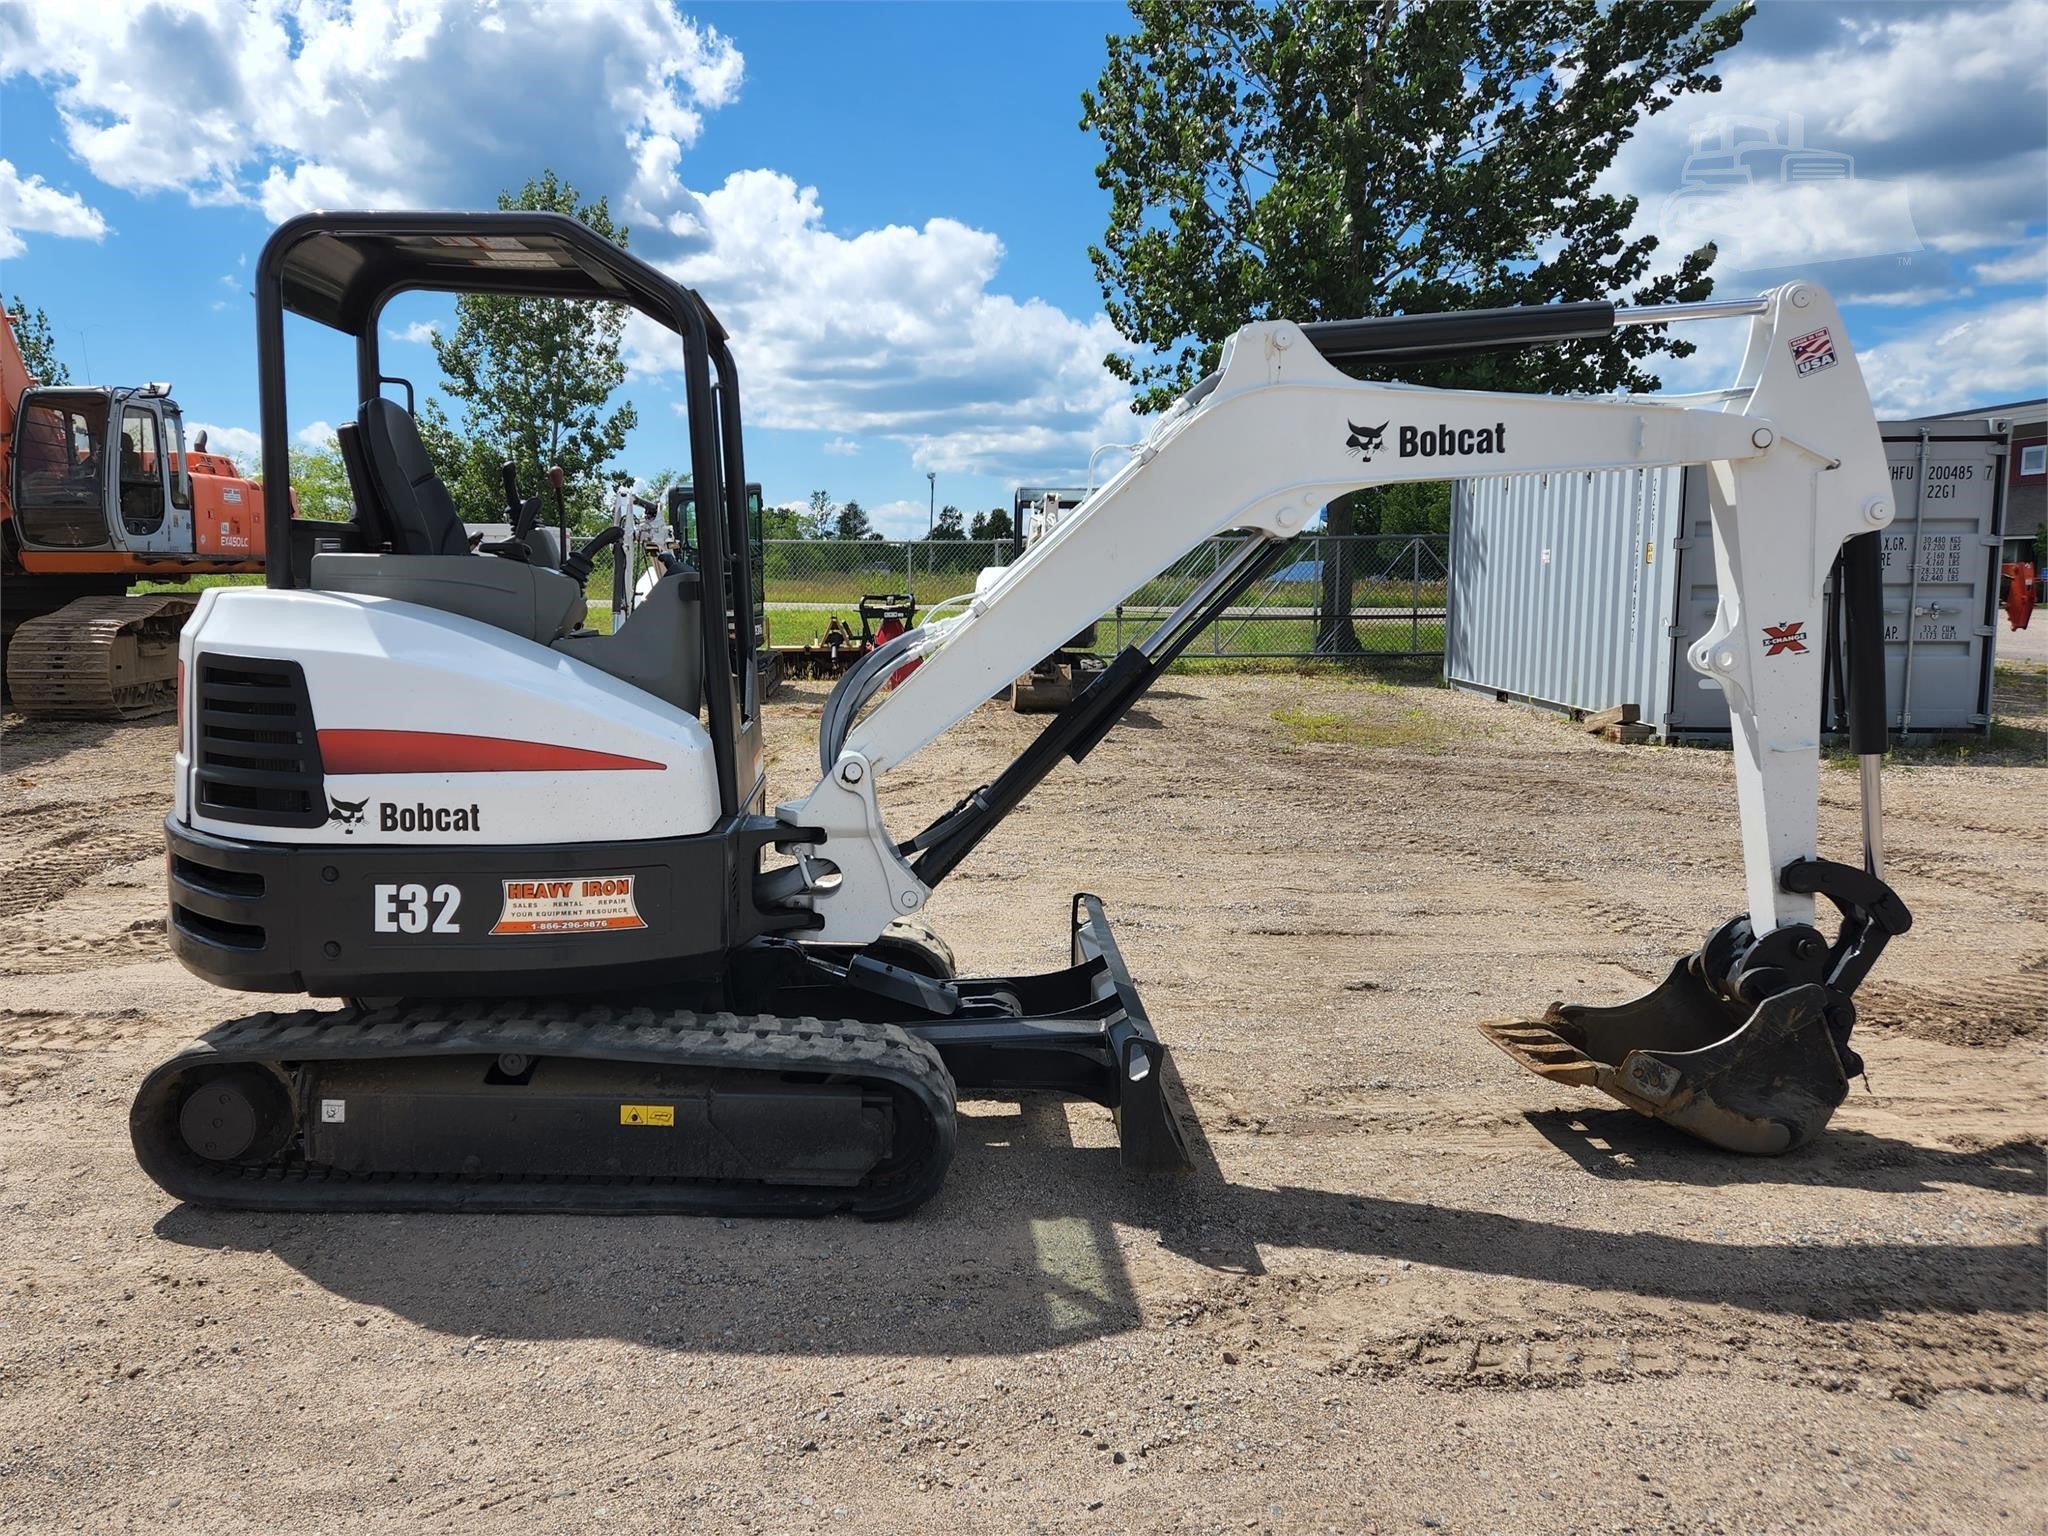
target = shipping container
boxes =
[1445,420,2007,740]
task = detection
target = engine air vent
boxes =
[192,658,327,827]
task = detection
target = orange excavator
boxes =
[2,306,273,717]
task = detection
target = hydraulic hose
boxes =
[818,625,929,776]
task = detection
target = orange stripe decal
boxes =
[318,730,663,774]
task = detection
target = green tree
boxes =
[833,498,874,540]
[7,297,70,384]
[969,506,1015,541]
[805,489,836,539]
[430,169,638,525]
[287,438,355,522]
[928,504,966,540]
[1083,0,1745,652]
[416,396,518,522]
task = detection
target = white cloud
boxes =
[385,320,441,346]
[188,422,261,469]
[1859,297,2048,417]
[865,499,931,540]
[822,437,861,456]
[1,4,1136,484]
[295,419,336,448]
[0,0,740,236]
[0,156,106,259]
[1605,2,2047,278]
[1834,286,1969,309]
[649,170,1134,479]
[1973,245,2048,286]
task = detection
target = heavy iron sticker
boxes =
[490,875,646,935]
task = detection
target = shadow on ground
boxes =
[153,1084,2043,1356]
[1524,1108,2047,1195]
[0,715,130,775]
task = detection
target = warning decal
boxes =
[620,1104,675,1127]
[491,874,646,935]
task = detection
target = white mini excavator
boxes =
[135,212,1911,1216]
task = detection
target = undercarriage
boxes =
[139,889,1185,1216]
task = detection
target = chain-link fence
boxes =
[580,534,1447,658]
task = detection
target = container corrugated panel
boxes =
[1446,465,1685,721]
[1449,421,2004,741]
[1667,421,2004,737]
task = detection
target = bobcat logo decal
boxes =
[327,794,369,833]
[1346,420,1389,463]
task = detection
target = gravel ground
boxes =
[0,669,2042,1535]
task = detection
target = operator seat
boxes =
[308,399,584,646]
[355,398,471,556]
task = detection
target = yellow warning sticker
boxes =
[620,1104,675,1127]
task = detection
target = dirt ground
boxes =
[1,665,2043,1536]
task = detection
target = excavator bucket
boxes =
[1479,957,1852,1155]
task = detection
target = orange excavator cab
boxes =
[2,307,273,716]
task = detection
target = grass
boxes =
[130,570,1451,667]
[1272,701,1452,752]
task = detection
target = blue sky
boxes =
[2,1,2043,538]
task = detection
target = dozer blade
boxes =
[5,594,195,719]
[1479,961,1851,1155]
[1011,667,1078,714]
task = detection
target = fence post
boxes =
[1410,537,1422,654]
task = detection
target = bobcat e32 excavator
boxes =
[134,211,1912,1217]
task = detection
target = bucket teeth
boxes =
[1481,966,1852,1156]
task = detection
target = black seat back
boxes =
[334,421,391,550]
[357,398,469,557]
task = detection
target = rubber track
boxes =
[5,594,194,719]
[131,1001,957,1220]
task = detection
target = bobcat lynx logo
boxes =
[327,795,369,833]
[1345,420,1389,462]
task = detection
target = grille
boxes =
[193,657,328,827]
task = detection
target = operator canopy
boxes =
[265,210,722,340]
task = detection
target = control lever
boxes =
[506,462,540,542]
[480,460,538,562]
[561,524,624,585]
[549,464,566,550]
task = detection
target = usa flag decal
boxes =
[1788,328,1838,377]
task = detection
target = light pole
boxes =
[926,471,936,535]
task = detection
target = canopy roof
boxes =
[262,210,717,338]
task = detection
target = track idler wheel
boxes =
[174,1066,295,1165]
[1480,934,1858,1154]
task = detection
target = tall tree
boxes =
[1083,0,1746,651]
[431,170,639,524]
[7,297,70,384]
[833,499,873,540]
[928,504,966,540]
[806,489,837,539]
[416,397,517,521]
[969,506,1015,541]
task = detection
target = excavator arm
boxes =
[777,282,1909,1155]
